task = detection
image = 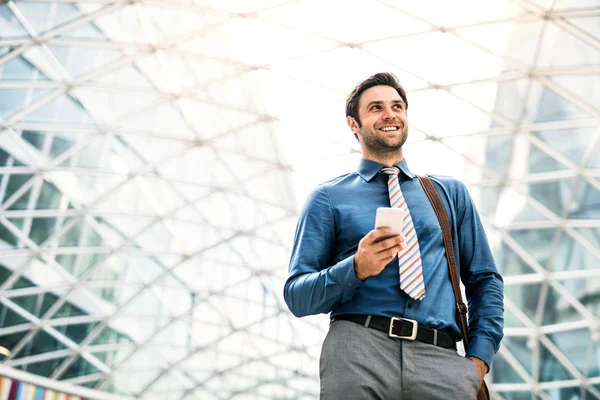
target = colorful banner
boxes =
[0,376,86,400]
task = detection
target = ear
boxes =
[347,116,360,134]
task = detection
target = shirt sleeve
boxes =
[283,185,365,317]
[455,182,504,369]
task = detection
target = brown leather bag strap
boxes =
[418,174,490,400]
[416,175,470,346]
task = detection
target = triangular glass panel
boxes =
[553,230,600,272]
[0,8,29,38]
[74,87,163,126]
[532,126,595,167]
[89,326,134,347]
[178,98,261,141]
[0,56,49,81]
[502,336,534,375]
[590,339,600,377]
[501,20,548,67]
[51,301,87,319]
[20,130,47,151]
[543,388,582,399]
[529,179,577,215]
[575,227,600,248]
[541,283,587,325]
[527,142,571,174]
[566,180,600,219]
[56,252,103,279]
[36,179,66,210]
[115,101,196,140]
[537,20,600,68]
[539,341,576,382]
[5,182,33,212]
[93,179,159,215]
[46,44,123,78]
[503,305,528,329]
[489,79,529,123]
[56,322,99,345]
[456,20,529,61]
[11,291,59,317]
[29,217,59,245]
[56,136,113,170]
[508,228,555,267]
[17,358,63,377]
[60,354,102,380]
[551,75,599,114]
[57,21,106,40]
[0,303,29,327]
[547,328,589,375]
[57,217,103,247]
[24,93,94,124]
[560,278,600,318]
[511,202,552,223]
[15,329,67,358]
[2,264,34,290]
[0,88,53,119]
[567,16,600,42]
[495,239,539,276]
[505,282,542,322]
[1,218,23,247]
[0,147,26,167]
[14,3,82,35]
[49,132,88,163]
[91,63,153,89]
[529,82,591,124]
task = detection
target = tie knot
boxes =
[380,167,399,177]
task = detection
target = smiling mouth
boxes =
[378,126,400,132]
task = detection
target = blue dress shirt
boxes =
[284,158,504,367]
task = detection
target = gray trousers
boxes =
[320,320,481,399]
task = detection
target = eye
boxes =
[393,104,404,110]
[370,105,382,111]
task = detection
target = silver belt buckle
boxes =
[388,317,418,340]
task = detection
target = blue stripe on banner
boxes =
[35,387,44,400]
[16,382,23,400]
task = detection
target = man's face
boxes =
[348,85,408,154]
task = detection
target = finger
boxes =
[365,227,392,244]
[376,245,401,261]
[374,235,403,253]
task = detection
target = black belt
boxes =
[333,314,457,350]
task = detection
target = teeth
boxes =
[380,127,398,131]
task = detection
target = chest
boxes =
[333,181,443,248]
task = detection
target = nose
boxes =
[382,106,395,120]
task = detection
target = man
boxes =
[284,72,504,399]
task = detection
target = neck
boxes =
[362,148,404,168]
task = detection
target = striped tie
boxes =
[380,167,425,300]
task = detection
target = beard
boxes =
[359,123,408,156]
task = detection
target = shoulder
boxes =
[320,171,360,189]
[304,171,358,205]
[425,174,467,192]
[421,174,473,206]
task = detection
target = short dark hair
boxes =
[345,72,408,132]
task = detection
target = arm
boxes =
[456,182,504,371]
[283,185,364,317]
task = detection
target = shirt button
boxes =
[407,303,413,309]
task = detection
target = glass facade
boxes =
[0,1,598,399]
[484,6,600,398]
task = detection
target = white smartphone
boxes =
[374,207,406,242]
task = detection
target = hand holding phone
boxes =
[374,207,406,242]
[353,208,407,280]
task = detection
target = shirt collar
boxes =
[357,158,416,182]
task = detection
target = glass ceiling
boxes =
[0,0,599,399]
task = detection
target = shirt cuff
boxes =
[328,255,364,300]
[465,335,496,371]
